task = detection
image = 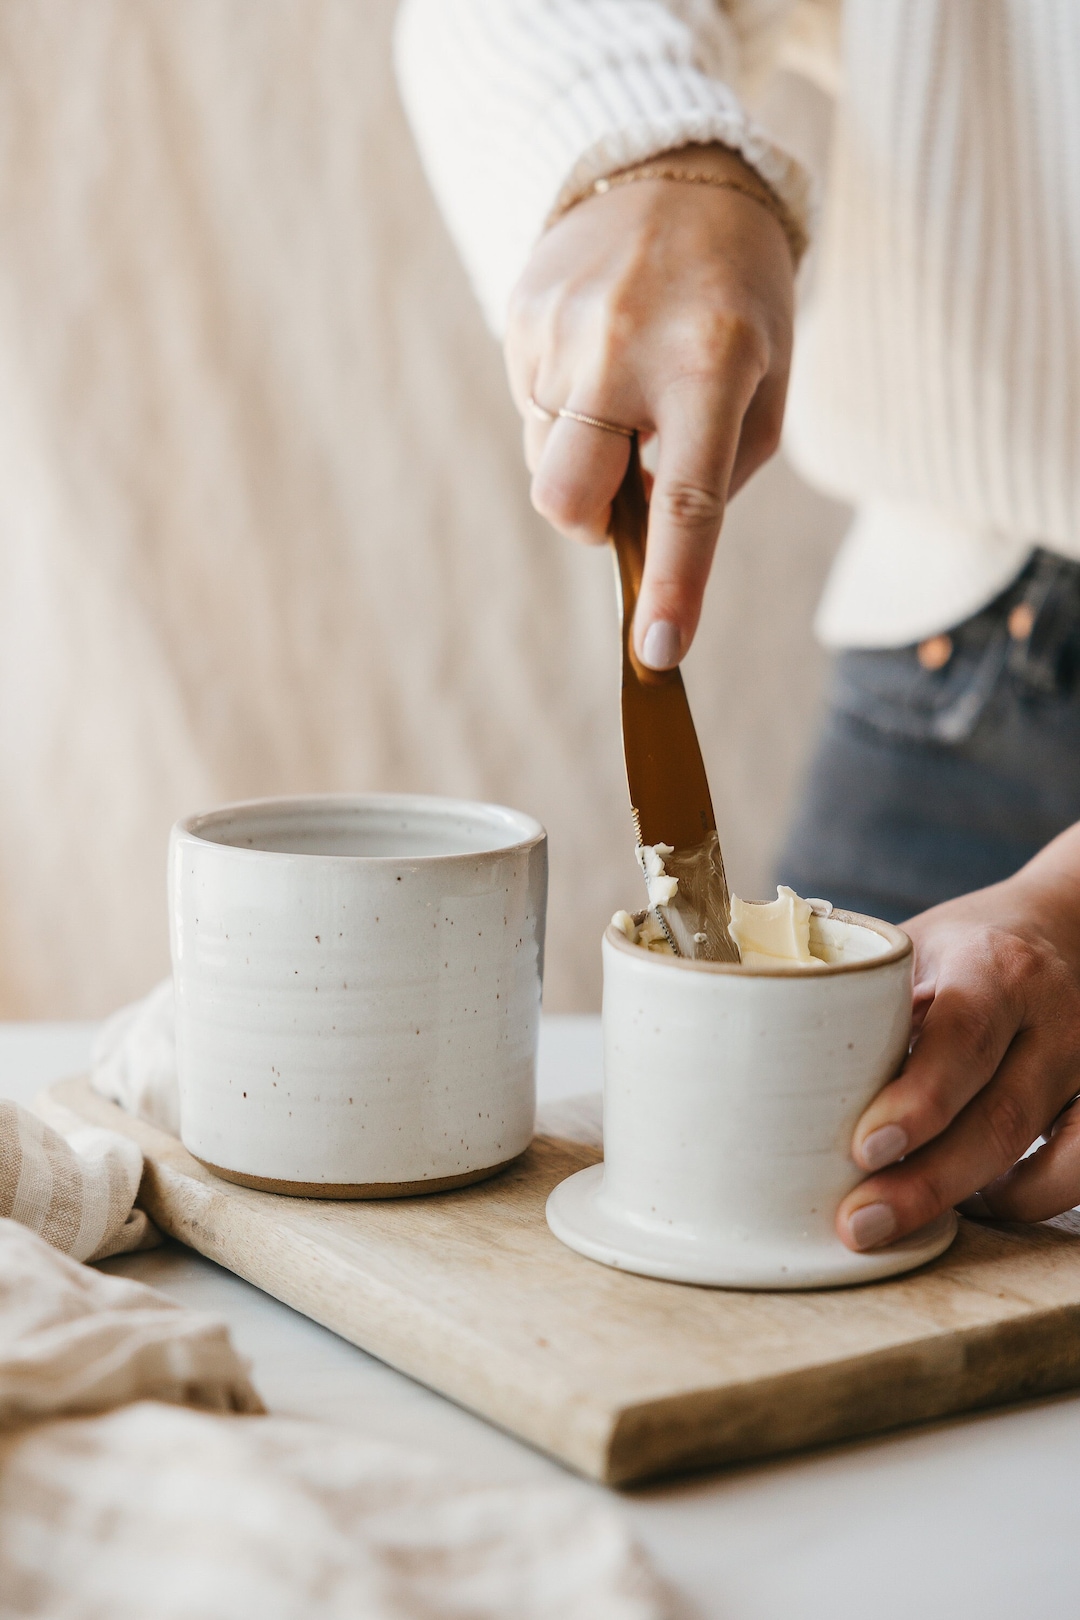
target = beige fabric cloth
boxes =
[0,1218,262,1426]
[0,0,843,1022]
[0,1403,664,1620]
[0,1011,663,1617]
[0,1222,663,1618]
[91,979,182,1138]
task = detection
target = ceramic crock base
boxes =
[545,1164,959,1290]
[192,1150,524,1200]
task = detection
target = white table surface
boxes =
[4,1017,1080,1620]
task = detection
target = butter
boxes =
[611,909,638,941]
[611,908,674,953]
[728,886,830,969]
[638,843,679,907]
[610,843,680,953]
[612,843,679,952]
[616,852,833,968]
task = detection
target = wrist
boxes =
[999,839,1080,968]
[548,142,808,268]
[617,142,764,184]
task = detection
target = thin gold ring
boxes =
[528,395,635,439]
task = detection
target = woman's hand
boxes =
[837,823,1080,1251]
[504,144,794,670]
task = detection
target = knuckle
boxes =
[683,308,767,374]
[655,478,724,534]
[981,1086,1035,1165]
[595,283,645,361]
[973,927,1080,1043]
[980,928,1069,1022]
[940,999,1000,1074]
[914,1089,962,1147]
[875,1160,949,1234]
[994,930,1047,995]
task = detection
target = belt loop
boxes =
[1006,550,1080,694]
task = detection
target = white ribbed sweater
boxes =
[396,0,1080,648]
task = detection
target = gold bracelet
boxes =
[568,163,808,268]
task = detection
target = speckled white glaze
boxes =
[170,794,546,1190]
[546,913,958,1288]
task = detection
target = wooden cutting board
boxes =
[52,1074,1080,1486]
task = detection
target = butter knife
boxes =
[609,442,739,962]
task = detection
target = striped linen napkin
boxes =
[0,1096,154,1263]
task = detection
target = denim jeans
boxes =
[777,550,1080,923]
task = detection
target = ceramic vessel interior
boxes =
[170,793,547,1192]
[546,913,958,1288]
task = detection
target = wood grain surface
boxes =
[53,1075,1080,1486]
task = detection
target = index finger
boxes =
[635,359,760,670]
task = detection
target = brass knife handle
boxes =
[609,441,676,691]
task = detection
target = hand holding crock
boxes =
[504,143,794,671]
[839,821,1080,1251]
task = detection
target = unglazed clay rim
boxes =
[194,1149,525,1200]
[605,909,912,976]
[175,791,547,865]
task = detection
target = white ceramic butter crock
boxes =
[546,911,957,1288]
[170,793,546,1195]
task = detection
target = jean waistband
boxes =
[1005,549,1080,694]
[830,548,1080,749]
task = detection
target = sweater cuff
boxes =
[540,62,812,248]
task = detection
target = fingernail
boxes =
[848,1202,897,1251]
[640,620,681,670]
[860,1123,908,1172]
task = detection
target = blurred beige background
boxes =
[0,0,848,1017]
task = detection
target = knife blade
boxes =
[609,442,738,962]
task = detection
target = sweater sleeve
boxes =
[394,0,812,333]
